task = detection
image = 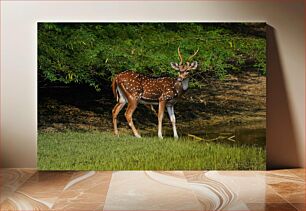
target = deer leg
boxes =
[158,100,166,139]
[125,101,141,138]
[167,105,178,139]
[112,86,127,136]
[118,83,141,138]
[112,102,126,136]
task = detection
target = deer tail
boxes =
[111,77,118,102]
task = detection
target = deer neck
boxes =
[181,78,190,90]
[174,77,189,95]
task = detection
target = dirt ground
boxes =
[38,71,266,135]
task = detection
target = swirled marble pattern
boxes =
[0,169,36,204]
[104,171,203,210]
[0,169,304,210]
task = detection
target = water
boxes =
[143,122,266,147]
[192,126,266,147]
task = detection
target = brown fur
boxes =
[111,76,118,101]
[113,71,180,102]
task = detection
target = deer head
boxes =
[170,47,199,81]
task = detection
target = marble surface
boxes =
[0,169,304,210]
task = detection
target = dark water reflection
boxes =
[192,126,266,147]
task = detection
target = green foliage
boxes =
[38,23,266,91]
[38,131,266,170]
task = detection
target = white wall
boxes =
[1,0,304,168]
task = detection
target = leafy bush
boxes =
[38,23,266,91]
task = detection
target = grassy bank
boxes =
[38,131,265,170]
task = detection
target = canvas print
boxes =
[38,23,266,170]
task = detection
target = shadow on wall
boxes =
[266,25,300,169]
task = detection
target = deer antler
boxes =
[187,48,199,61]
[178,47,183,65]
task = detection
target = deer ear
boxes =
[171,62,180,70]
[190,61,198,70]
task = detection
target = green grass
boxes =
[38,131,266,170]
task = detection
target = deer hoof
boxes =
[135,134,142,138]
[158,135,163,139]
[174,135,179,139]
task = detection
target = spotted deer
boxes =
[111,47,198,139]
